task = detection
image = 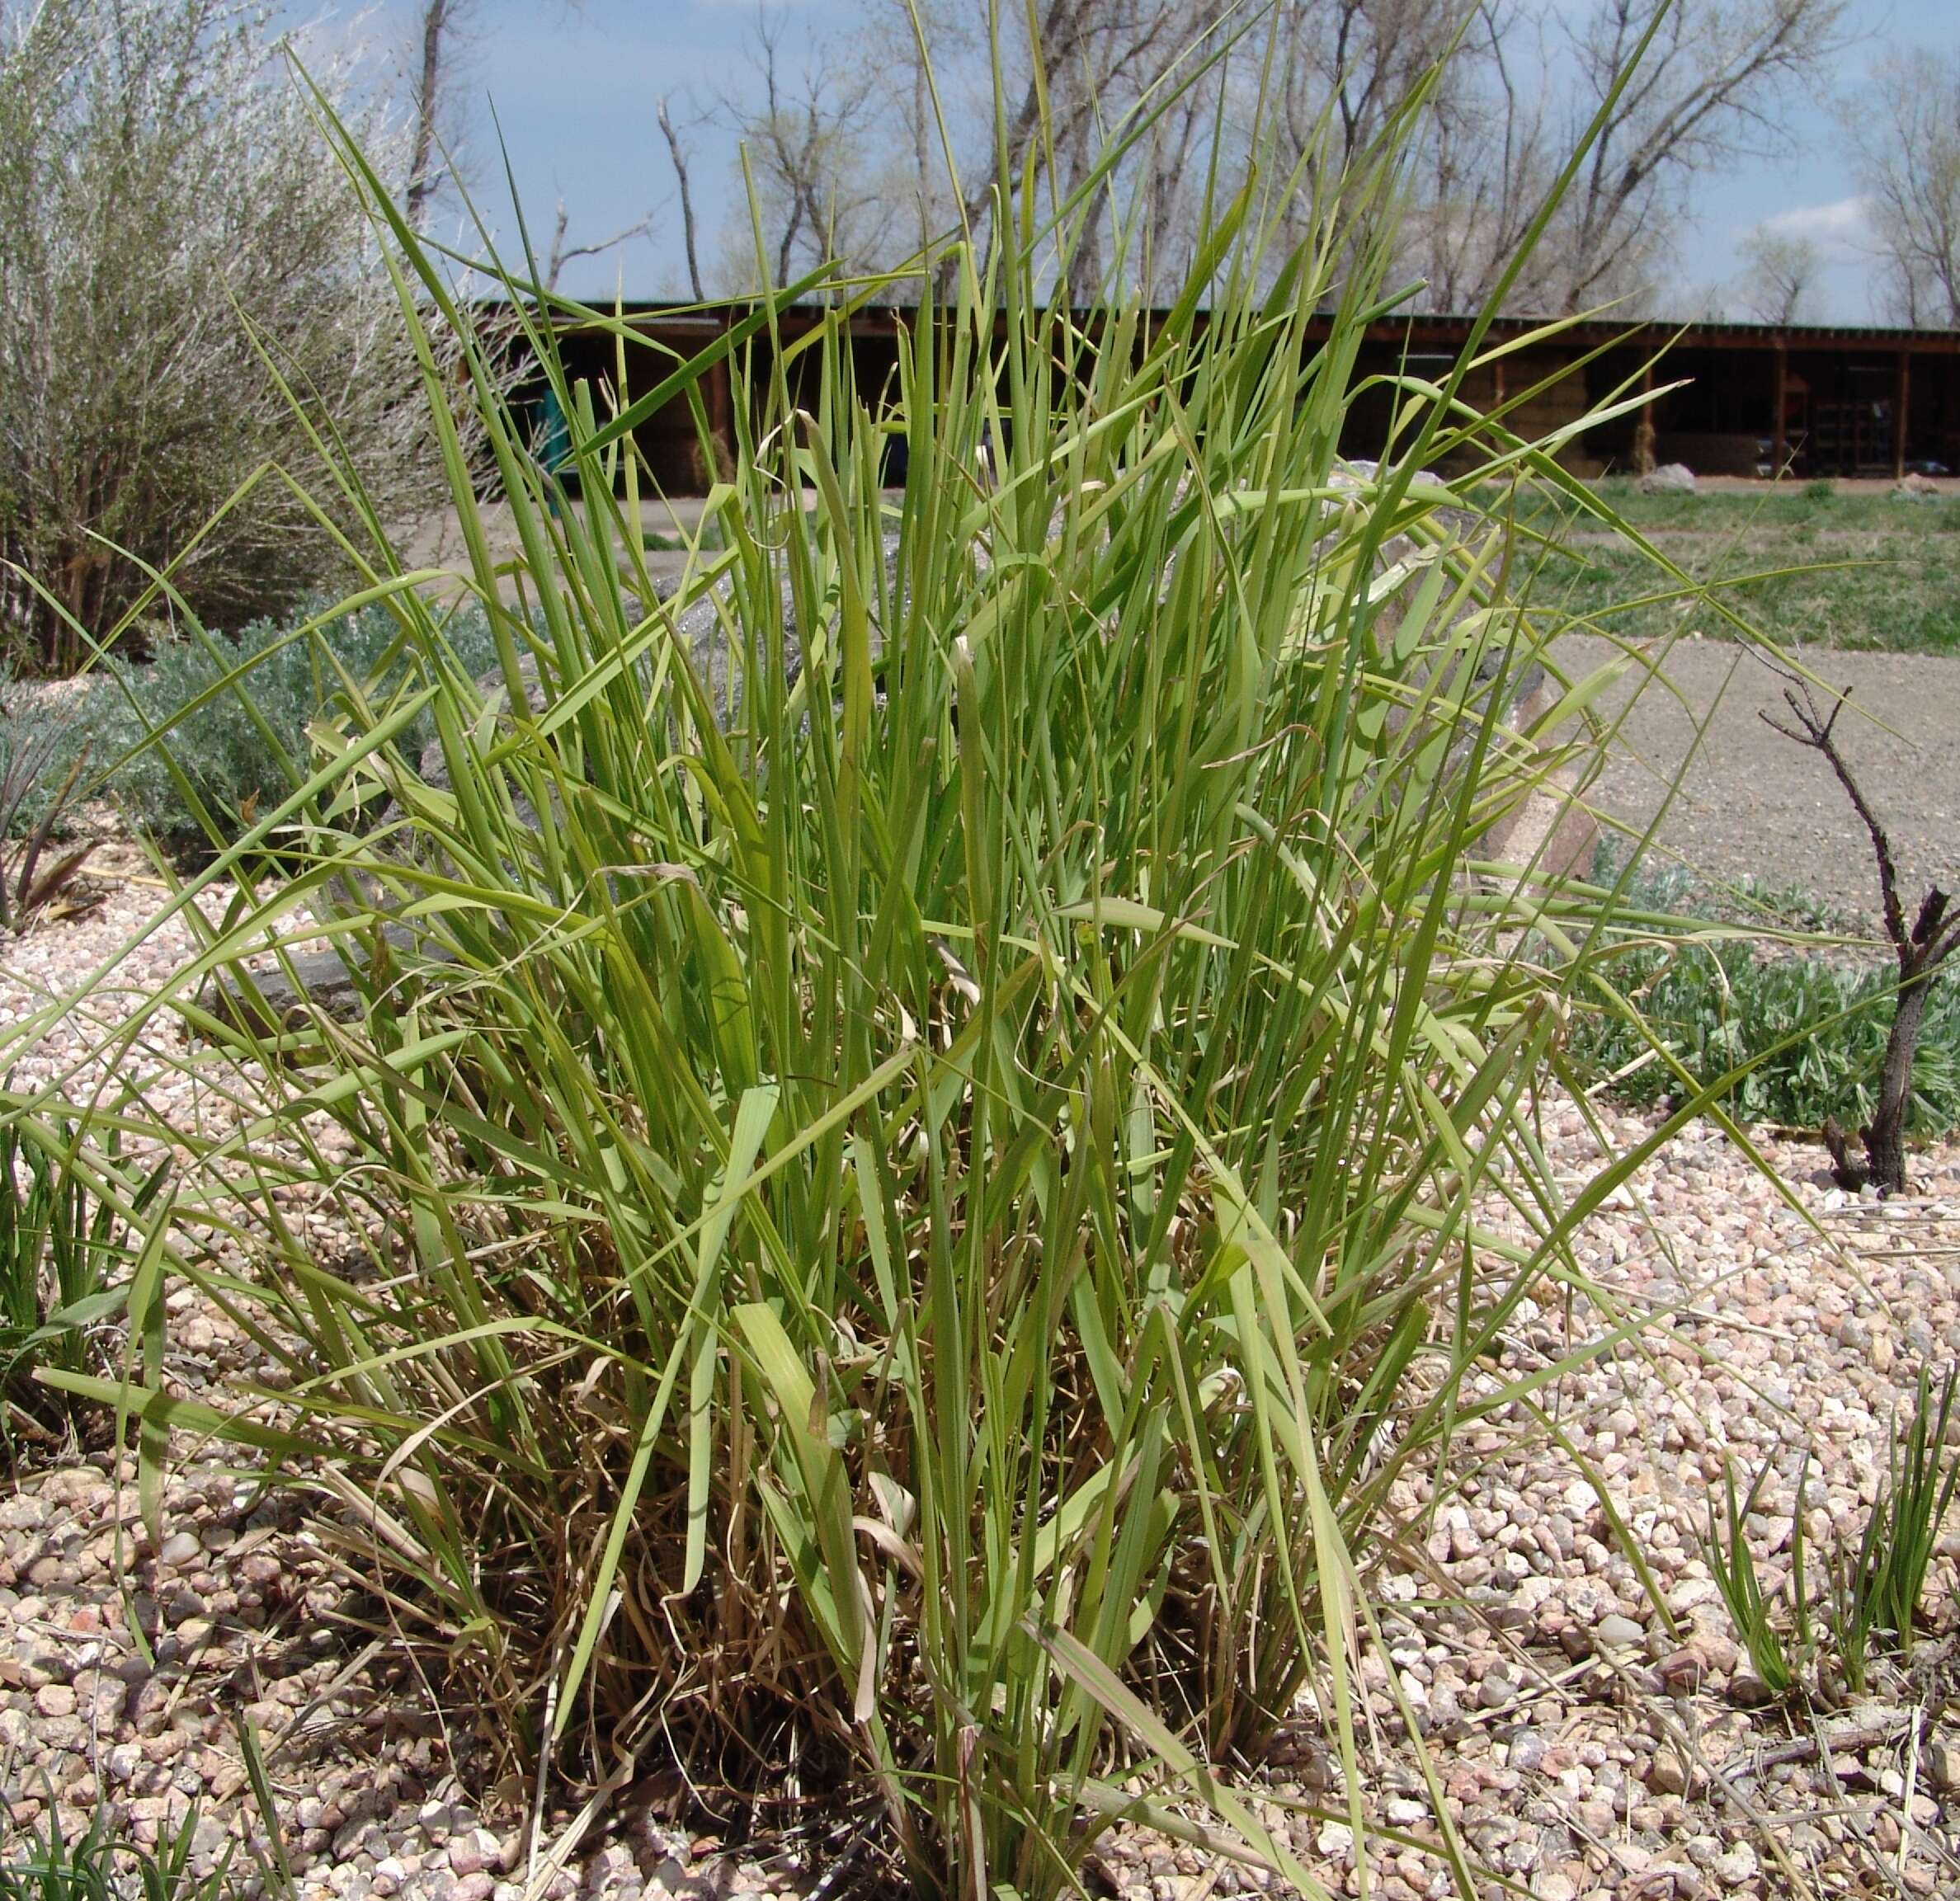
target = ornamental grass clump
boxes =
[21,27,1763,1901]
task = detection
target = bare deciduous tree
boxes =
[1764,683,1960,1198]
[405,0,596,226]
[406,0,464,230]
[1382,2,1558,311]
[860,0,1203,296]
[1844,48,1960,327]
[1736,223,1821,324]
[579,0,1851,318]
[405,0,652,292]
[719,8,890,289]
[1549,0,1851,314]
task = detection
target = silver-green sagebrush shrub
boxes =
[0,0,458,671]
[25,18,1767,1900]
[92,600,508,849]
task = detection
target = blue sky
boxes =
[294,0,1960,321]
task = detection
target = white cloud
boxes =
[1761,195,1873,250]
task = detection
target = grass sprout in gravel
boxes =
[0,1800,234,1901]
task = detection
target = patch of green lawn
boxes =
[1513,482,1960,655]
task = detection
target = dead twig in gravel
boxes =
[1726,1715,1911,1786]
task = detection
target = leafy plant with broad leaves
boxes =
[21,14,1791,1899]
[1567,856,1960,1140]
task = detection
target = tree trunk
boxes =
[407,0,451,233]
[1865,973,1930,1195]
[657,96,704,302]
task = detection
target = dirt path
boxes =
[1563,633,1960,929]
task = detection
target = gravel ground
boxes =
[1564,633,1960,929]
[4,860,1960,1901]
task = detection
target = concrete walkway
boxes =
[1564,633,1960,929]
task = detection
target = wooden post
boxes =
[1632,362,1656,476]
[1771,343,1788,479]
[709,332,734,482]
[1895,350,1912,481]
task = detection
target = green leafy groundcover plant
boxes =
[18,31,1764,1901]
[1571,863,1960,1136]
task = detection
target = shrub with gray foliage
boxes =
[0,0,457,671]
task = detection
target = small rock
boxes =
[1595,1613,1646,1652]
[1656,1648,1708,1694]
[1726,1668,1777,1708]
[1711,1843,1757,1889]
[1646,1752,1690,1796]
[449,1832,500,1879]
[1638,462,1698,495]
[158,1532,203,1568]
[1508,1729,1549,1773]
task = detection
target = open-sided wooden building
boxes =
[530,306,1960,492]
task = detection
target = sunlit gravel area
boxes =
[2,859,1958,1901]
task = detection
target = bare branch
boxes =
[1759,683,1906,953]
[1551,0,1854,313]
[657,93,705,301]
[1764,671,1953,1193]
[545,200,656,293]
[405,0,459,231]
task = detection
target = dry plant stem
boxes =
[1762,682,1960,1194]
